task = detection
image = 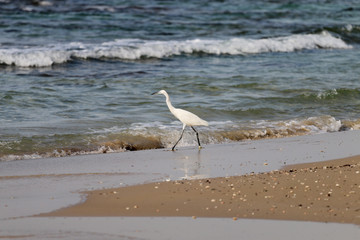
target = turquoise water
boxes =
[1,1,360,160]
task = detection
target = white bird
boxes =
[151,89,208,151]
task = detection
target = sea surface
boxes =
[1,0,360,161]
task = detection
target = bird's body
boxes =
[171,108,208,127]
[152,89,208,150]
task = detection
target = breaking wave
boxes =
[1,116,359,161]
[0,31,351,67]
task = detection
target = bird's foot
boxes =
[198,146,203,150]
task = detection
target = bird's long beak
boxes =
[151,91,158,95]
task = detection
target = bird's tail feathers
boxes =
[200,119,209,126]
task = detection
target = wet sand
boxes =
[44,156,360,225]
[2,131,360,239]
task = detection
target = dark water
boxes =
[1,0,360,160]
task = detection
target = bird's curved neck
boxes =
[164,92,176,113]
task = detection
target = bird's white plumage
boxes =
[172,108,208,127]
[153,89,208,127]
[152,89,208,150]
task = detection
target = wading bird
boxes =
[151,90,208,151]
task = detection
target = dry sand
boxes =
[44,155,360,225]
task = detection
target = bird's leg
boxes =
[172,125,186,151]
[191,126,202,149]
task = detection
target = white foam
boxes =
[0,47,72,67]
[119,116,343,148]
[0,31,351,67]
[278,116,342,133]
[0,116,349,161]
[316,89,338,99]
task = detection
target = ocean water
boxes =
[1,0,360,160]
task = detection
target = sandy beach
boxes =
[1,131,360,239]
[44,156,360,225]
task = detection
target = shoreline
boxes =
[42,155,360,225]
[2,130,360,239]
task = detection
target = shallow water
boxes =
[1,0,360,160]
